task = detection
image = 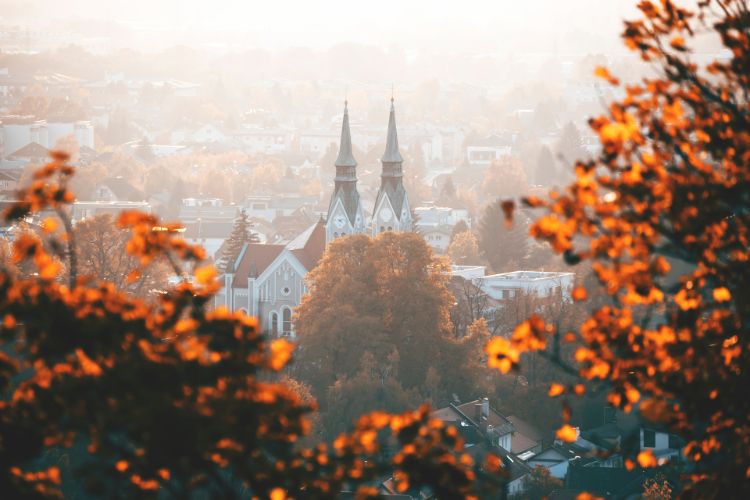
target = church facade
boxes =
[214,220,325,338]
[215,100,411,337]
[326,99,412,242]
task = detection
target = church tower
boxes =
[372,99,412,236]
[326,101,366,243]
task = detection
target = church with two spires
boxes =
[215,100,412,336]
[325,99,412,242]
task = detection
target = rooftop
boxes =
[483,271,575,281]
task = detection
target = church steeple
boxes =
[372,98,411,236]
[326,101,365,243]
[335,101,357,170]
[381,98,403,165]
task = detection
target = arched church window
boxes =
[282,307,292,336]
[387,226,392,231]
[270,312,278,336]
[380,226,385,232]
[334,232,339,238]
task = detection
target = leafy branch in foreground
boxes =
[486,1,750,497]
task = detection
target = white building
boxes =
[415,205,471,253]
[1,116,94,158]
[72,201,152,222]
[477,271,575,301]
[450,265,486,280]
[465,134,513,166]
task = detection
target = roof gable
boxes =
[9,141,48,159]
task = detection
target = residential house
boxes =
[1,116,94,158]
[71,201,152,222]
[507,415,544,459]
[178,199,240,259]
[92,177,146,202]
[432,398,532,496]
[6,142,48,163]
[465,134,513,166]
[414,205,471,253]
[0,169,21,193]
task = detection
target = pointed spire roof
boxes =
[381,98,403,163]
[335,101,357,168]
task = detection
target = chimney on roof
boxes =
[474,403,483,422]
[482,397,490,420]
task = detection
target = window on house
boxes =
[270,312,278,336]
[282,307,292,336]
[643,429,656,448]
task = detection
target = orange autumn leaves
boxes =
[486,0,750,495]
[486,314,558,374]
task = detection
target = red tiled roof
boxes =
[231,244,284,288]
[230,219,326,288]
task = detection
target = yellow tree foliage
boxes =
[487,1,750,496]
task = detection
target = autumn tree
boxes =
[321,351,417,439]
[75,213,171,297]
[486,1,750,496]
[295,233,498,434]
[295,233,454,396]
[643,474,674,500]
[514,465,563,499]
[477,201,529,272]
[447,230,481,265]
[0,153,505,498]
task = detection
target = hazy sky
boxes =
[3,0,640,52]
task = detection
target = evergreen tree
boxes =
[219,209,259,272]
[477,201,528,272]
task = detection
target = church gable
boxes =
[373,194,399,233]
[255,251,307,305]
[327,197,355,238]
